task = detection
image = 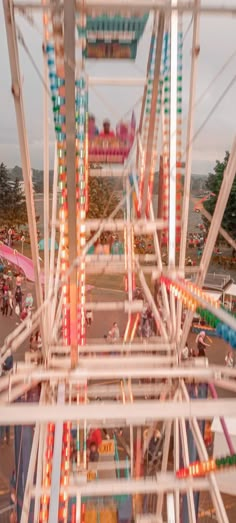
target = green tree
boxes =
[203,151,236,239]
[8,178,28,227]
[88,177,123,219]
[0,164,28,227]
[0,163,13,226]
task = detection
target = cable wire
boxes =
[16,26,51,96]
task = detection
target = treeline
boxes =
[0,163,28,227]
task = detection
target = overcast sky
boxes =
[0,0,236,174]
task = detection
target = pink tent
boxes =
[0,244,43,283]
[0,244,94,291]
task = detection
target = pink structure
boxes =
[0,244,44,283]
[0,244,94,291]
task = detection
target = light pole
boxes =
[21,235,25,254]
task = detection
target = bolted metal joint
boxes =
[11,83,20,98]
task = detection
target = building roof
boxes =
[224,282,236,297]
[205,291,222,301]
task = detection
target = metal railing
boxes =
[204,272,231,290]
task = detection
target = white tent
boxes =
[225,282,236,297]
[205,291,222,302]
[223,282,236,311]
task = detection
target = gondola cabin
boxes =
[78,14,149,60]
[88,113,136,164]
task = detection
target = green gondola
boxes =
[78,14,149,60]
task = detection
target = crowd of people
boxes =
[0,272,33,321]
[88,114,135,146]
[89,116,115,139]
[181,330,235,368]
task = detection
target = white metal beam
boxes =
[181,137,236,347]
[1,398,236,424]
[13,1,236,15]
[43,41,50,307]
[177,0,201,340]
[49,354,178,369]
[64,0,78,368]
[89,76,146,86]
[198,203,236,252]
[2,363,236,384]
[179,0,200,270]
[31,473,209,497]
[137,262,169,340]
[168,0,178,266]
[85,218,167,232]
[48,383,65,523]
[141,11,165,216]
[20,423,40,523]
[190,416,229,523]
[89,167,126,177]
[49,341,175,353]
[3,0,45,352]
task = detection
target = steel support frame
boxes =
[179,0,200,271]
[64,0,78,367]
[198,203,236,252]
[49,354,178,369]
[156,420,172,515]
[34,422,46,523]
[190,417,229,523]
[84,218,167,232]
[31,473,209,498]
[89,76,146,86]
[174,392,180,523]
[179,389,197,523]
[136,262,169,340]
[181,138,236,348]
[48,383,65,523]
[13,1,236,15]
[43,36,50,306]
[3,363,236,386]
[3,0,45,352]
[177,0,201,341]
[2,0,236,521]
[4,368,236,405]
[20,423,40,523]
[141,10,165,217]
[20,385,46,523]
[49,340,175,353]
[181,381,229,523]
[168,0,178,266]
[2,397,236,425]
[48,145,59,329]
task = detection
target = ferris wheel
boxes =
[1,1,236,522]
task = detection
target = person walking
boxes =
[15,286,23,313]
[108,322,120,343]
[196,330,210,357]
[8,290,13,316]
[2,290,9,316]
[25,292,33,309]
[225,350,234,368]
[181,342,190,361]
[86,310,93,326]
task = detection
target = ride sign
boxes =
[99,440,115,456]
[87,470,97,481]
